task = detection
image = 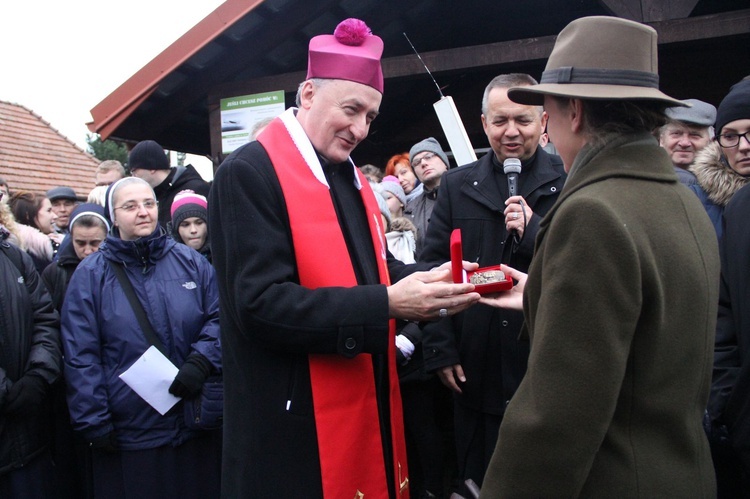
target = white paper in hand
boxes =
[119,345,181,415]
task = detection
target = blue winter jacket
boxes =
[61,228,221,450]
[688,184,723,238]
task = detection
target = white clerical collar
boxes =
[279,108,362,190]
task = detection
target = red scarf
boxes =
[259,114,409,498]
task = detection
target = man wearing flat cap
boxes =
[46,186,79,235]
[659,98,717,186]
[210,18,479,498]
[478,16,718,497]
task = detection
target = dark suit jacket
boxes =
[420,146,565,413]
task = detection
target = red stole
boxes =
[258,116,409,498]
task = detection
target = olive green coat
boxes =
[481,133,719,497]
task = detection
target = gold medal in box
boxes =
[450,229,513,294]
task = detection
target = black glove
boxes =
[4,373,48,415]
[89,432,118,453]
[169,353,212,398]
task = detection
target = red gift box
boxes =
[450,229,513,294]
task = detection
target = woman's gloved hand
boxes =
[169,352,212,398]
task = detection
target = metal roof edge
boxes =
[88,0,265,139]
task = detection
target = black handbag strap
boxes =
[108,260,167,355]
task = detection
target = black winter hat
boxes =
[128,140,170,171]
[715,79,750,136]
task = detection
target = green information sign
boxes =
[220,90,285,154]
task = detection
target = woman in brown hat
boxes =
[478,16,719,497]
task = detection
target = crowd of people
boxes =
[0,144,220,498]
[1,13,749,499]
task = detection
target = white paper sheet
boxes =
[119,345,181,415]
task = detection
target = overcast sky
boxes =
[0,1,225,176]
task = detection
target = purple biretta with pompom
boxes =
[306,18,384,93]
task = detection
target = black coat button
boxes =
[345,338,356,350]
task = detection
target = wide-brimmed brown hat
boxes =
[508,16,685,107]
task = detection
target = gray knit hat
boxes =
[373,188,391,228]
[409,137,449,169]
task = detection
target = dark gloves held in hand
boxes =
[89,432,118,453]
[4,373,48,415]
[169,353,212,399]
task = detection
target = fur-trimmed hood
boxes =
[14,223,54,261]
[690,141,749,207]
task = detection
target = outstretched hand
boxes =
[432,259,479,275]
[388,267,480,322]
[478,264,527,311]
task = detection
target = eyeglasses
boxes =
[114,200,158,213]
[717,131,750,148]
[411,152,436,168]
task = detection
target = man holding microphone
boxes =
[419,73,566,494]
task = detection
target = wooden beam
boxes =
[213,8,749,98]
[599,0,642,21]
[383,35,558,79]
[211,34,560,98]
[652,9,750,44]
[644,0,699,22]
[599,0,700,22]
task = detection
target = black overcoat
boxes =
[0,239,61,475]
[210,141,414,498]
[711,182,750,471]
[420,147,565,413]
[41,238,80,313]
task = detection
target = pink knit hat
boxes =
[171,190,207,218]
[306,18,384,94]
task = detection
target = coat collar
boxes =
[542,133,674,227]
[460,146,563,212]
[101,226,173,267]
[690,141,749,207]
[55,237,81,267]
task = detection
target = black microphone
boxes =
[503,158,522,198]
[504,158,523,242]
